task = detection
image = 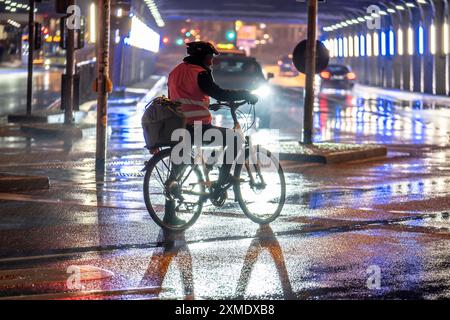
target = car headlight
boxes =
[251,84,272,98]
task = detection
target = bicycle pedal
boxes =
[211,189,228,207]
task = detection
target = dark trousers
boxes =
[169,124,239,183]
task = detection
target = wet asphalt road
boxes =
[0,74,450,299]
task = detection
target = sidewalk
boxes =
[355,84,450,108]
[0,60,22,68]
[109,75,166,105]
[250,129,387,164]
[5,75,165,139]
[278,141,387,164]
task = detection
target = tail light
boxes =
[320,71,331,79]
[346,72,356,80]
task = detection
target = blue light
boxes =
[418,25,424,55]
[389,30,395,56]
[360,35,366,56]
[225,30,236,41]
[338,38,343,57]
[381,31,386,56]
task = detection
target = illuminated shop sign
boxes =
[125,17,160,53]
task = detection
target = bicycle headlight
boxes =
[251,84,272,98]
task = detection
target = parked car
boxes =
[278,54,298,77]
[319,64,356,91]
[217,49,247,57]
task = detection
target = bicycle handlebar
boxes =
[209,100,248,110]
[209,101,250,128]
[209,101,255,128]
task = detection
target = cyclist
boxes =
[168,41,258,183]
[165,41,258,222]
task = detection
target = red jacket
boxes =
[168,62,212,125]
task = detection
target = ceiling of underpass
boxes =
[157,0,380,24]
[0,0,54,14]
[0,1,385,25]
[0,0,418,26]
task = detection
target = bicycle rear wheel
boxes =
[143,148,205,231]
[234,146,286,224]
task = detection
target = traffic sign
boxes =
[292,40,329,74]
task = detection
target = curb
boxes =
[8,111,87,124]
[279,145,388,164]
[136,76,167,108]
[20,124,84,139]
[0,174,50,192]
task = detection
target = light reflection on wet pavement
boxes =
[0,81,449,300]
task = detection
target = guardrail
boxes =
[61,59,97,111]
[77,59,97,107]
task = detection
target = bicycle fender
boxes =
[141,160,151,172]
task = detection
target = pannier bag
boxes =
[142,96,185,149]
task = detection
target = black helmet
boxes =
[187,41,219,57]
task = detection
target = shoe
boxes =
[212,174,241,200]
[211,179,234,198]
[163,214,187,226]
[165,180,183,200]
[163,199,186,226]
[217,173,242,186]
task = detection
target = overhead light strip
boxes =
[143,0,165,28]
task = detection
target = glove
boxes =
[246,93,259,105]
[210,104,221,112]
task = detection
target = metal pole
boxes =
[26,0,35,117]
[96,0,111,167]
[302,0,318,145]
[64,0,75,125]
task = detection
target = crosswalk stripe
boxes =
[0,265,114,287]
[0,286,163,300]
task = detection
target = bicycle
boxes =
[143,101,286,231]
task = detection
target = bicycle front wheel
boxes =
[234,146,286,224]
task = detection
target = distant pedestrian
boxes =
[0,43,4,63]
[9,42,17,56]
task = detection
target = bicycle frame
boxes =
[147,101,265,200]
